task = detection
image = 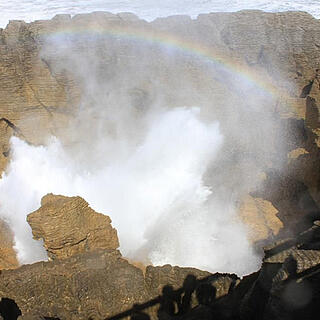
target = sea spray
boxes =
[0,107,261,275]
[0,23,288,276]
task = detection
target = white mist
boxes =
[0,107,261,275]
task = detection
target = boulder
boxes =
[27,194,119,260]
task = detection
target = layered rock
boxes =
[0,10,319,247]
[0,10,319,320]
[0,20,71,173]
[0,249,239,320]
[0,249,147,319]
[0,195,319,319]
[0,220,18,269]
[27,194,119,260]
[0,194,237,320]
[0,11,319,172]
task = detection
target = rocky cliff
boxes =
[0,11,319,244]
[0,220,18,270]
[0,193,319,320]
[0,194,238,319]
[0,10,319,320]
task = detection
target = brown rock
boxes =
[0,219,18,270]
[0,11,319,318]
[239,195,283,243]
[0,194,237,320]
[0,11,319,170]
[0,249,237,319]
[145,264,235,299]
[0,11,319,241]
[0,249,148,320]
[27,194,119,260]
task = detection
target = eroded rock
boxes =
[239,195,283,243]
[0,219,18,270]
[0,249,147,320]
[27,194,119,260]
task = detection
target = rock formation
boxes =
[0,10,319,245]
[239,195,283,243]
[0,10,319,162]
[0,220,18,269]
[0,192,318,319]
[240,220,320,320]
[0,9,319,320]
[27,194,119,260]
[0,194,237,320]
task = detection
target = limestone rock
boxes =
[145,264,237,299]
[0,246,237,320]
[0,11,319,243]
[0,11,319,319]
[239,195,283,243]
[144,264,238,319]
[0,249,148,320]
[0,11,319,172]
[0,219,18,270]
[292,249,320,273]
[27,194,119,260]
[0,194,237,320]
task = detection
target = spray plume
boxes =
[0,27,287,276]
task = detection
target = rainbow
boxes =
[38,21,289,101]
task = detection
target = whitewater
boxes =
[0,0,319,27]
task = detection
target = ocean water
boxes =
[0,0,319,28]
